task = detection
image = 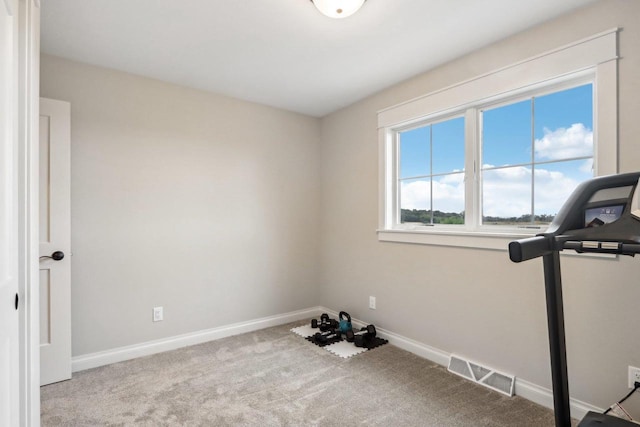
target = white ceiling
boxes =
[41,0,597,117]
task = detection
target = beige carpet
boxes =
[41,320,559,426]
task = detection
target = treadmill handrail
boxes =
[561,240,640,255]
[509,235,551,263]
[510,172,640,263]
[510,235,640,263]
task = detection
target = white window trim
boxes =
[378,29,619,250]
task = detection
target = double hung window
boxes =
[396,81,593,230]
[378,30,618,249]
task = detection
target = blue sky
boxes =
[400,117,465,178]
[484,84,593,170]
[399,83,593,219]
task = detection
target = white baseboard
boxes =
[318,306,603,420]
[515,378,603,421]
[72,306,322,372]
[73,305,604,419]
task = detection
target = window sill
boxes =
[377,228,529,251]
[377,229,617,259]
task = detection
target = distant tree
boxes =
[401,209,555,225]
[439,216,464,224]
[401,209,464,225]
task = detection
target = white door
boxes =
[1,0,40,423]
[39,98,72,386]
[1,0,22,424]
[0,0,20,422]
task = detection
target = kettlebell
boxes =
[338,311,352,333]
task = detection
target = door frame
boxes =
[15,0,41,425]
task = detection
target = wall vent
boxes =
[447,354,515,396]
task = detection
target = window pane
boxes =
[534,84,593,162]
[432,117,465,175]
[399,126,430,179]
[534,159,593,223]
[400,178,430,223]
[482,167,532,224]
[482,99,532,167]
[432,173,465,224]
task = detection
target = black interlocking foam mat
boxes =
[292,324,389,354]
[358,337,388,350]
[306,334,343,347]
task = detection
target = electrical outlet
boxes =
[153,306,163,322]
[369,296,376,310]
[629,366,640,388]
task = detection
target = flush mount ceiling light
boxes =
[311,0,366,19]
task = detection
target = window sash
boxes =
[378,29,618,248]
[478,81,594,227]
[390,75,594,232]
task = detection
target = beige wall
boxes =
[40,55,321,356]
[319,0,640,412]
[39,0,640,414]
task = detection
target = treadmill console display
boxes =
[585,205,624,227]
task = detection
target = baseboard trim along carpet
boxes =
[72,305,604,420]
[319,307,604,421]
[514,378,603,421]
[71,306,323,372]
[319,308,450,366]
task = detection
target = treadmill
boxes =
[509,172,640,427]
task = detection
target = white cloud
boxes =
[580,158,593,174]
[400,173,464,213]
[401,180,429,210]
[401,122,594,219]
[482,166,583,217]
[401,166,585,218]
[481,123,593,217]
[482,167,531,217]
[533,168,583,215]
[534,123,593,161]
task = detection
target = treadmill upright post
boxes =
[542,250,571,427]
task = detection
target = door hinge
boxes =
[15,293,19,310]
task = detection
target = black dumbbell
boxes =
[324,319,339,331]
[314,330,341,344]
[345,325,376,347]
[311,313,328,328]
[311,313,338,332]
